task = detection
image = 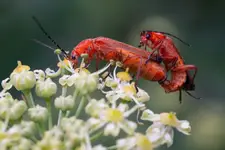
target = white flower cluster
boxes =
[0,51,191,150]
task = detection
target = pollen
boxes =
[74,68,90,74]
[57,59,70,68]
[13,61,30,73]
[105,108,124,122]
[122,83,136,95]
[136,134,152,150]
[116,68,132,82]
[160,112,178,127]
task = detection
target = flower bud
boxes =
[59,75,76,87]
[9,121,36,137]
[10,61,36,91]
[16,138,33,150]
[28,105,48,122]
[54,95,74,111]
[34,70,45,81]
[0,94,14,118]
[35,78,57,98]
[0,96,27,120]
[10,100,27,120]
[75,70,98,95]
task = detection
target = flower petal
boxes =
[141,109,160,122]
[104,123,120,137]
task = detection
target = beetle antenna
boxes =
[32,39,55,50]
[32,39,67,58]
[179,90,182,103]
[146,30,191,47]
[32,16,69,58]
[185,91,202,100]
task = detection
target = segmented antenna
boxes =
[146,30,191,47]
[32,16,69,58]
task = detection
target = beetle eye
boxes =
[146,34,150,39]
[71,55,76,60]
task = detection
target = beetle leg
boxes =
[162,56,178,71]
[172,64,198,84]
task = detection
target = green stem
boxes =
[90,131,103,142]
[57,86,67,126]
[30,136,38,143]
[73,89,78,103]
[65,110,70,117]
[75,96,86,118]
[65,89,78,117]
[2,114,9,131]
[36,123,45,138]
[57,110,66,126]
[23,90,35,108]
[46,98,52,129]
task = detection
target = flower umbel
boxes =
[0,53,192,149]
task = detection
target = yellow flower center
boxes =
[57,59,70,68]
[136,134,153,150]
[122,83,136,95]
[116,68,132,82]
[75,68,90,74]
[105,108,124,122]
[13,61,30,73]
[160,112,178,127]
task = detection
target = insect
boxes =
[138,30,200,101]
[32,17,198,102]
[32,16,166,82]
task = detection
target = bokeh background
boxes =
[1,0,225,150]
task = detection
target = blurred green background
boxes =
[1,0,225,150]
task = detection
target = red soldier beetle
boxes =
[138,30,201,101]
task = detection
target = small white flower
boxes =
[54,95,75,111]
[28,105,48,122]
[59,74,78,87]
[117,133,153,150]
[34,126,64,150]
[146,122,174,148]
[35,78,57,99]
[10,61,36,91]
[101,65,149,108]
[9,100,27,120]
[86,99,137,137]
[74,69,99,95]
[45,68,61,78]
[61,117,89,149]
[34,69,45,81]
[0,95,27,120]
[8,121,36,137]
[85,99,109,118]
[1,78,12,91]
[141,109,191,147]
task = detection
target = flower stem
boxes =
[90,131,103,142]
[23,90,35,108]
[36,123,45,137]
[46,98,52,129]
[65,89,78,117]
[2,114,9,131]
[57,86,67,126]
[73,89,78,103]
[57,110,66,126]
[75,96,86,118]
